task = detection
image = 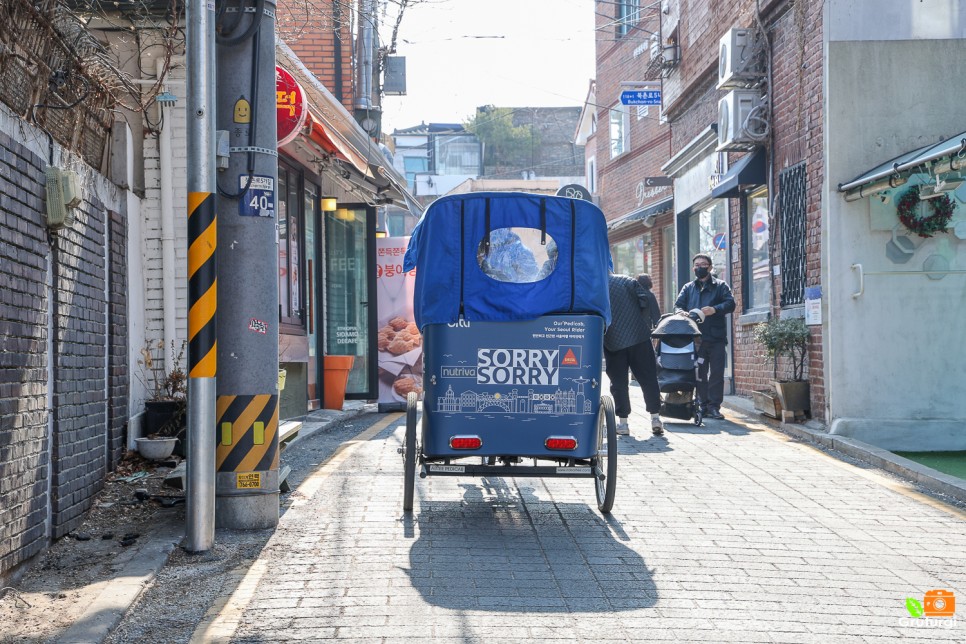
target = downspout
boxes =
[354,0,375,112]
[157,58,178,369]
[333,0,344,102]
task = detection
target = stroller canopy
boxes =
[652,313,702,338]
[404,192,612,329]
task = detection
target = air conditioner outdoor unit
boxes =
[45,166,82,229]
[717,89,762,151]
[718,27,763,89]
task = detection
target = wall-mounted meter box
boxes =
[45,166,82,229]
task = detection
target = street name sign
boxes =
[620,89,661,106]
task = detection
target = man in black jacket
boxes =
[605,273,664,436]
[674,253,736,420]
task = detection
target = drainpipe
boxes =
[354,0,375,112]
[157,58,178,369]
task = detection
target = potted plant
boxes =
[753,316,811,415]
[136,340,187,459]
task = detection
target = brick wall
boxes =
[0,131,50,576]
[661,0,825,419]
[278,0,356,112]
[108,210,128,469]
[50,197,109,538]
[0,125,129,577]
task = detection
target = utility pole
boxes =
[213,0,280,529]
[185,0,217,552]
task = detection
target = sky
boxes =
[379,0,597,132]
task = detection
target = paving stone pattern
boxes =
[225,410,965,643]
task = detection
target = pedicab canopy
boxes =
[403,192,612,329]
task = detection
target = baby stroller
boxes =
[652,312,703,426]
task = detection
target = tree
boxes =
[465,106,537,172]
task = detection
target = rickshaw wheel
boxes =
[593,396,618,513]
[403,392,418,512]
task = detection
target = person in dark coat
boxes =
[674,253,736,420]
[604,273,664,436]
[636,273,662,331]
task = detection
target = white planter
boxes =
[135,437,178,460]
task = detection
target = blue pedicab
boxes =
[401,192,618,513]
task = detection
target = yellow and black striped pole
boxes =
[185,0,217,553]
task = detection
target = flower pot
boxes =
[774,380,810,414]
[135,437,178,461]
[143,399,187,456]
[753,389,782,419]
[323,355,355,410]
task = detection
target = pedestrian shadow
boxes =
[616,433,674,452]
[662,418,752,436]
[401,479,657,612]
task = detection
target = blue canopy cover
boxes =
[404,192,612,328]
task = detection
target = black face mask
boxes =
[694,266,710,279]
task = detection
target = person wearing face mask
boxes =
[674,253,736,420]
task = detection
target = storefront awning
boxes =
[838,131,966,198]
[607,196,674,232]
[711,148,766,199]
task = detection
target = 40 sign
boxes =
[239,175,275,218]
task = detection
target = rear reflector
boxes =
[545,436,578,450]
[449,435,482,449]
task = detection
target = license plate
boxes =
[429,465,465,473]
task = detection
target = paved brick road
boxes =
[194,404,966,643]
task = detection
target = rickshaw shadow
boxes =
[400,480,658,612]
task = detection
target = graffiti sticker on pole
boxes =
[239,175,275,218]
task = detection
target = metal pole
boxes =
[185,0,217,552]
[214,1,280,529]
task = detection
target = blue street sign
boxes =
[620,89,661,106]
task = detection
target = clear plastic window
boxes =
[478,227,558,283]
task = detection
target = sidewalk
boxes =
[7,402,373,644]
[6,396,965,643]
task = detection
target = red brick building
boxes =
[593,0,825,419]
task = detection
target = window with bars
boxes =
[778,163,807,307]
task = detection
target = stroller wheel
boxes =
[693,403,703,426]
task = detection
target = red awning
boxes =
[305,110,374,179]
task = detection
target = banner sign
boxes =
[276,66,307,146]
[375,237,421,409]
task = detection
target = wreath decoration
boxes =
[896,185,955,238]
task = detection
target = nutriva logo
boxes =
[906,590,955,618]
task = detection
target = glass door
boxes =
[324,205,376,399]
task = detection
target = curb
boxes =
[722,396,966,504]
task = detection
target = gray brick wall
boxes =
[0,127,129,578]
[0,131,52,576]
[50,197,109,538]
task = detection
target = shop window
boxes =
[610,233,653,278]
[278,163,306,328]
[744,189,771,311]
[688,201,728,271]
[779,163,807,306]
